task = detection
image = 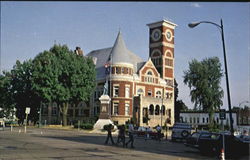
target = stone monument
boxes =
[93,79,116,131]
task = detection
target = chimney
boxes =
[74,46,84,56]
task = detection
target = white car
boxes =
[171,123,192,141]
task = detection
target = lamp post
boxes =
[188,19,234,134]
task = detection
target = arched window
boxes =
[155,105,160,115]
[161,105,165,115]
[149,105,154,115]
[147,71,153,75]
[145,70,154,83]
[137,88,144,96]
[156,91,162,98]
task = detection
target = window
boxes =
[202,118,205,123]
[156,91,162,98]
[125,103,130,116]
[125,86,130,98]
[52,106,57,115]
[42,105,48,115]
[190,117,192,123]
[115,67,119,74]
[79,109,84,116]
[145,71,154,83]
[161,105,165,115]
[113,103,119,115]
[168,109,171,118]
[193,117,196,123]
[137,88,144,96]
[149,105,154,115]
[121,67,124,74]
[147,90,152,96]
[185,117,188,123]
[165,58,173,66]
[206,117,209,123]
[155,105,160,115]
[197,117,200,123]
[147,71,153,75]
[113,86,119,97]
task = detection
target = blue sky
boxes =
[1,2,249,109]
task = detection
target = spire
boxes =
[109,31,132,65]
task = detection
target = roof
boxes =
[87,32,144,80]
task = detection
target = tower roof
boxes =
[108,31,133,65]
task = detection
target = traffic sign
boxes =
[25,107,30,114]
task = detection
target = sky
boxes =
[1,2,249,110]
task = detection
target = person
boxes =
[105,124,115,145]
[116,125,126,147]
[144,127,151,141]
[156,124,162,142]
[125,122,135,148]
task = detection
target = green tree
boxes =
[183,57,223,128]
[32,44,96,126]
[9,60,40,124]
[0,73,15,119]
[174,79,188,122]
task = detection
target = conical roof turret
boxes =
[109,31,133,65]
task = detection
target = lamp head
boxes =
[188,22,201,28]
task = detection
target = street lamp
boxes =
[188,19,234,134]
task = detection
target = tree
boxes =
[174,79,188,122]
[9,60,40,124]
[183,57,223,128]
[0,73,15,119]
[32,44,96,126]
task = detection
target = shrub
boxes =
[73,122,94,130]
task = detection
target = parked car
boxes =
[198,132,249,158]
[184,131,209,148]
[134,126,164,139]
[171,123,192,141]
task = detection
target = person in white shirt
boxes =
[156,124,162,141]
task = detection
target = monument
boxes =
[93,79,116,131]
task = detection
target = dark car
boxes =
[184,131,209,148]
[198,132,249,158]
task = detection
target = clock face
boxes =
[151,29,161,41]
[165,29,173,41]
[166,32,171,39]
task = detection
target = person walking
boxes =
[125,121,135,148]
[116,125,126,147]
[104,124,115,145]
[156,124,162,142]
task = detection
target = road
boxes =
[0,127,246,160]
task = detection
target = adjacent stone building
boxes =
[87,20,177,127]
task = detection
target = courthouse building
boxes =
[87,20,177,127]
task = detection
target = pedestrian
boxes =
[104,124,115,145]
[125,121,135,148]
[144,127,151,141]
[116,125,126,147]
[156,124,162,142]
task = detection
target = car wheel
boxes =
[181,130,189,138]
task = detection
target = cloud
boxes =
[190,3,202,8]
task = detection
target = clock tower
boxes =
[147,20,177,87]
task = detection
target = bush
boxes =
[73,123,94,130]
[82,123,94,130]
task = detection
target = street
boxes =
[0,127,247,160]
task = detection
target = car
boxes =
[171,123,192,141]
[134,126,164,140]
[198,132,249,158]
[184,131,209,148]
